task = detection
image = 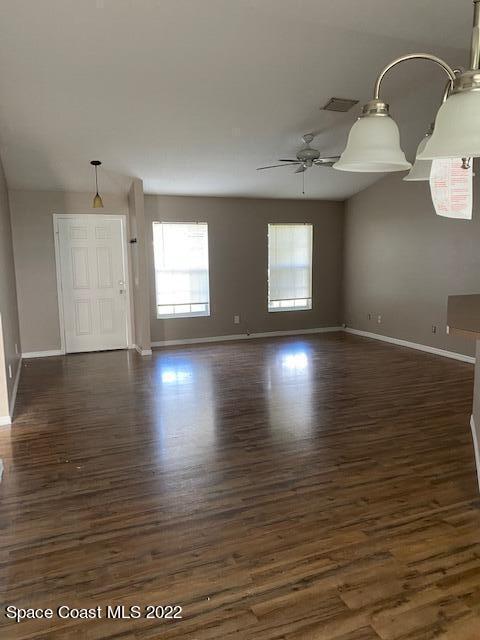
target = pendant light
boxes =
[419,1,480,160]
[335,1,480,173]
[333,100,411,172]
[403,126,434,182]
[417,84,480,160]
[90,160,104,208]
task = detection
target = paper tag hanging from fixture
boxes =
[429,158,473,219]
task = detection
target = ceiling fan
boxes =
[257,134,340,173]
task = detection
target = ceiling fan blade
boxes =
[257,163,300,170]
[295,165,307,173]
[278,159,299,163]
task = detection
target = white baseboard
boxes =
[18,327,475,365]
[152,326,343,348]
[0,415,11,427]
[344,328,476,364]
[22,349,64,359]
[134,345,153,356]
[470,415,480,493]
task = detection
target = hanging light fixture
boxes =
[405,74,466,181]
[333,100,411,172]
[419,2,480,160]
[90,160,104,208]
[335,1,480,173]
[403,125,434,182]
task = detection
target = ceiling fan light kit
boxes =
[335,0,480,173]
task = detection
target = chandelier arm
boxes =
[373,54,457,101]
[471,0,480,70]
[441,69,463,104]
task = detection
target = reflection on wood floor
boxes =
[0,332,479,639]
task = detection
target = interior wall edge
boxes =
[8,356,22,420]
[470,414,480,493]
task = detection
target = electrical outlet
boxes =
[432,325,437,334]
[8,364,12,379]
[234,315,240,324]
[377,314,382,324]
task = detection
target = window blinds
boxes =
[153,222,210,317]
[268,224,313,311]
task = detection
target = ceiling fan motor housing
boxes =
[297,147,321,162]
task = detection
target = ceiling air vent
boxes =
[321,97,359,112]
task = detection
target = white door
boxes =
[56,215,129,353]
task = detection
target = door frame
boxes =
[53,213,134,354]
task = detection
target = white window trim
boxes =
[267,223,313,313]
[153,221,211,320]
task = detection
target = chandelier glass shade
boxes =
[333,108,411,172]
[418,90,480,160]
[403,134,432,181]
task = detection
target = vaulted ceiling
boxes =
[0,0,473,199]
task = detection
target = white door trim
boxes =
[53,213,133,354]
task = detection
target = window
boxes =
[153,222,210,318]
[268,223,313,312]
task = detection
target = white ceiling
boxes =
[0,0,473,200]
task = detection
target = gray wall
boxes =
[343,173,480,358]
[145,195,344,343]
[0,161,21,417]
[10,190,129,353]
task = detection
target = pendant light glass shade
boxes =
[93,193,104,208]
[403,135,432,181]
[334,115,411,172]
[418,91,480,160]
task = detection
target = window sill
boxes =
[268,307,312,313]
[157,312,210,320]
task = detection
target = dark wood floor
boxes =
[1,332,479,639]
